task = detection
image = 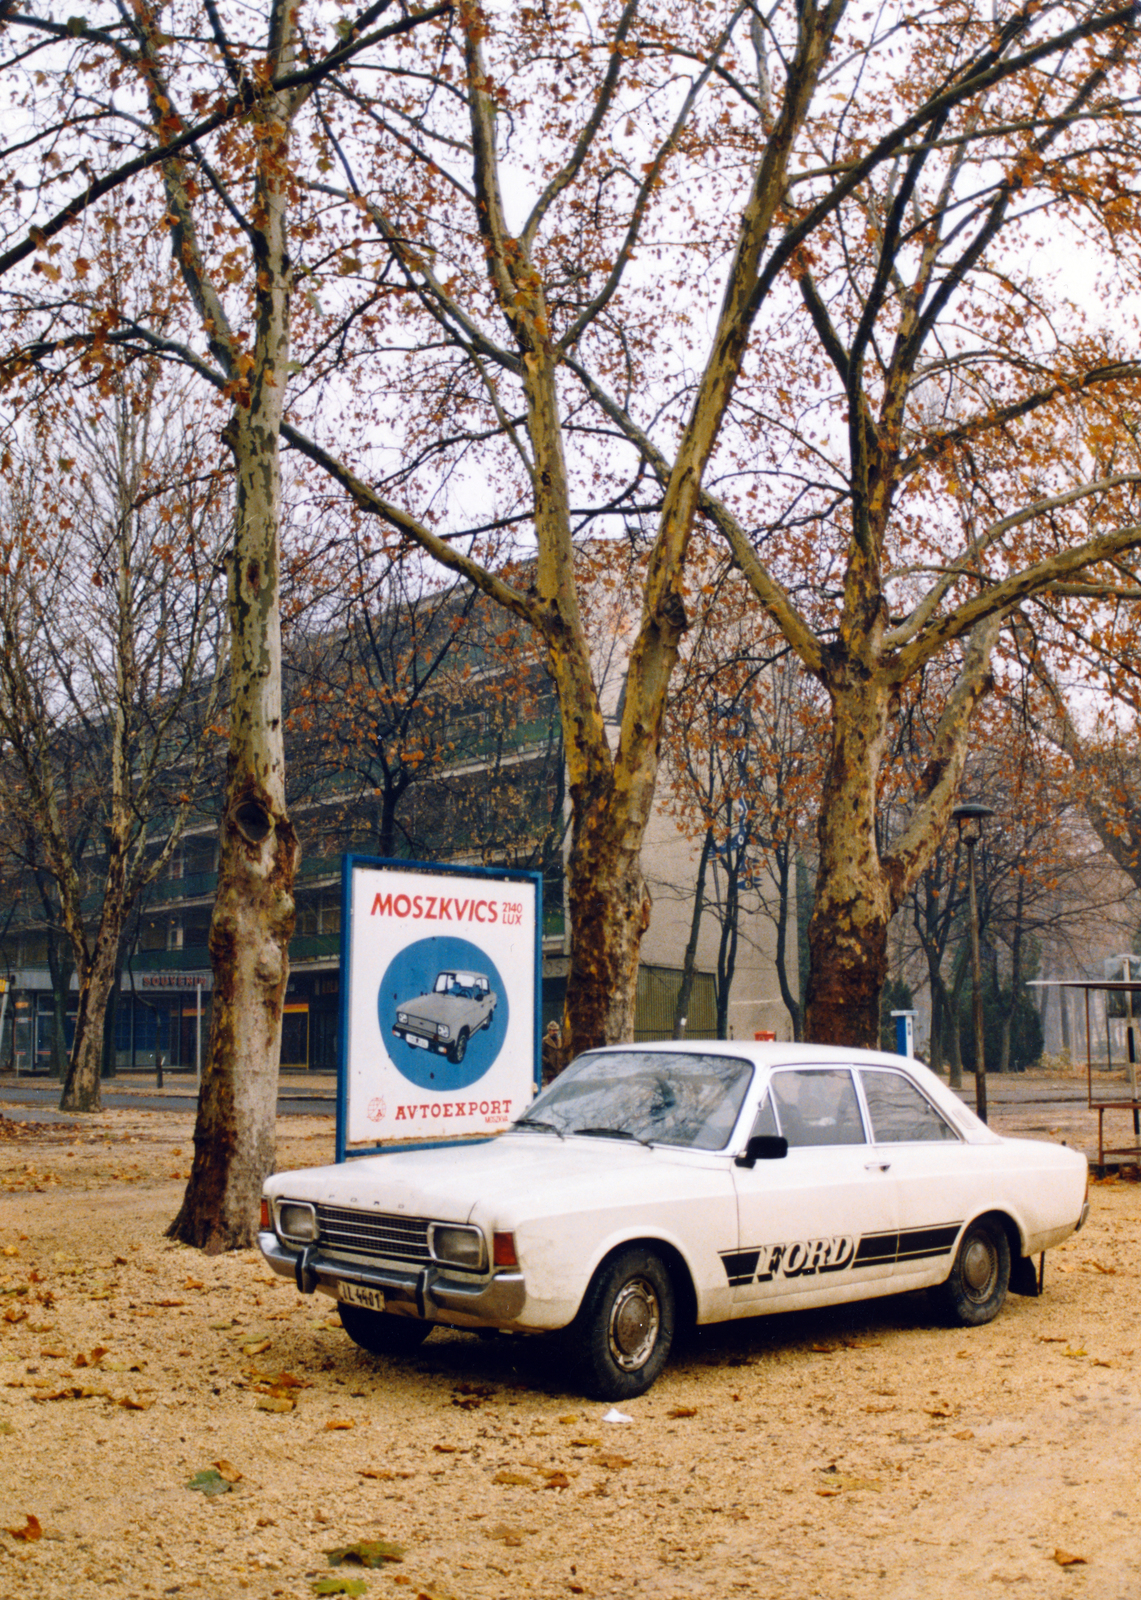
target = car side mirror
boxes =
[735,1134,788,1168]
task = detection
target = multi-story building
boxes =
[0,597,795,1075]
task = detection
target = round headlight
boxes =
[437,1024,450,1040]
[397,1011,408,1024]
[429,1224,485,1271]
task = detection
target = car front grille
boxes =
[315,1204,431,1265]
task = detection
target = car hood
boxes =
[264,1130,728,1227]
[398,993,450,1021]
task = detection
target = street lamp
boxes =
[952,801,994,1124]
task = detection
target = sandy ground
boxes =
[1,1088,1140,1600]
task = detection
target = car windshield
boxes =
[517,1051,754,1151]
[433,971,483,998]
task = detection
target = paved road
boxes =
[0,1076,336,1121]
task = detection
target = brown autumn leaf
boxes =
[117,1396,153,1411]
[7,1514,42,1542]
[589,1453,632,1470]
[542,1472,572,1490]
[75,1347,108,1368]
[925,1401,955,1418]
[667,1405,698,1419]
[432,1442,456,1452]
[242,1339,271,1357]
[1053,1550,1086,1567]
[256,1395,294,1413]
[952,1430,975,1441]
[325,1419,354,1431]
[493,1470,533,1487]
[213,1460,243,1484]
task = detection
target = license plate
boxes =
[336,1281,385,1312]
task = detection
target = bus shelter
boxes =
[1034,977,1141,1166]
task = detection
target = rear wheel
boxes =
[574,1247,675,1400]
[931,1217,1010,1326]
[338,1302,432,1356]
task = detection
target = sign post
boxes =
[336,857,542,1160]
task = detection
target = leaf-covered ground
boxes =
[0,1092,1138,1600]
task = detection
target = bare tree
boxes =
[0,370,227,1109]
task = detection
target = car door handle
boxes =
[865,1160,891,1172]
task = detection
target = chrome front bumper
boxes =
[258,1232,527,1328]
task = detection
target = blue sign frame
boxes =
[335,855,543,1161]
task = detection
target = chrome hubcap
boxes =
[608,1278,660,1371]
[962,1237,996,1297]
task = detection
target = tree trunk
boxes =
[169,0,299,1252]
[715,850,742,1039]
[46,931,72,1083]
[562,784,651,1058]
[771,846,802,1040]
[804,677,895,1047]
[673,828,713,1038]
[60,832,129,1111]
[59,929,121,1111]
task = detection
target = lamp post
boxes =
[952,802,994,1124]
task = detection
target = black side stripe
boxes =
[721,1222,962,1284]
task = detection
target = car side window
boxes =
[859,1069,959,1143]
[768,1069,866,1147]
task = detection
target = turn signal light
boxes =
[493,1231,518,1268]
[259,1199,271,1231]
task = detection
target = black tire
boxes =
[573,1247,675,1400]
[931,1217,1010,1327]
[338,1302,432,1356]
[449,1028,469,1064]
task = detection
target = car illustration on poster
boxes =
[376,935,510,1094]
[392,969,497,1063]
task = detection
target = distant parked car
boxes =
[260,1042,1089,1400]
[391,969,496,1064]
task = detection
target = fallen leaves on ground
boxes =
[6,1514,42,1541]
[326,1538,405,1567]
[484,1523,527,1547]
[186,1468,233,1496]
[1053,1550,1087,1567]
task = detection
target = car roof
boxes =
[583,1040,918,1071]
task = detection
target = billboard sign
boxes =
[337,857,542,1158]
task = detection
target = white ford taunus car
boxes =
[259,1043,1089,1399]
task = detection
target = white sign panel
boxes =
[339,858,540,1155]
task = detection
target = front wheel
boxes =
[338,1302,432,1356]
[448,1028,469,1064]
[574,1247,675,1400]
[931,1217,1010,1327]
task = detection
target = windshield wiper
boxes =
[512,1116,565,1138]
[573,1126,651,1147]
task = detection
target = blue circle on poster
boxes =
[379,936,509,1090]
